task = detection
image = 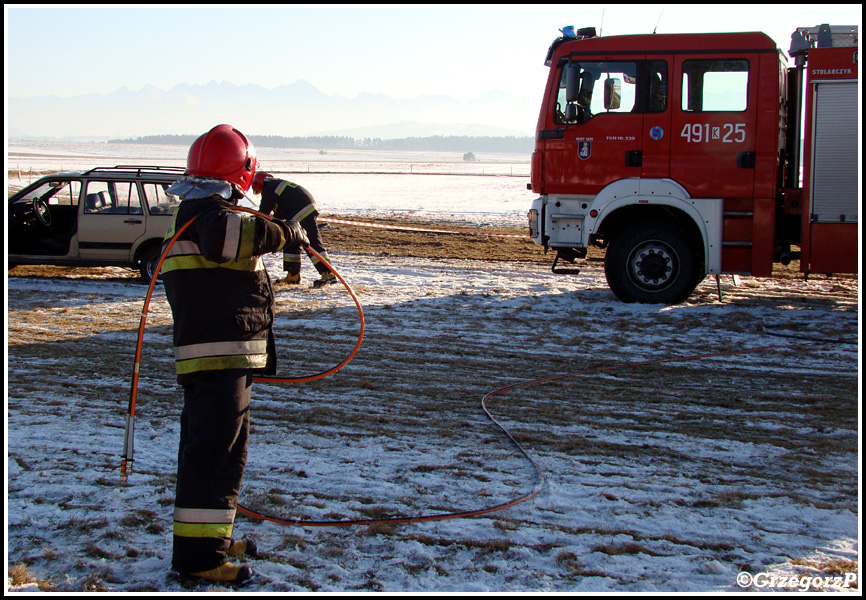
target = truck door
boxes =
[669,57,757,199]
[638,58,672,180]
[542,58,646,194]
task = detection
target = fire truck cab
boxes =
[528,25,858,303]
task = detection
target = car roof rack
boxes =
[83,165,186,176]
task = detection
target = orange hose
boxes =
[237,344,788,527]
[231,206,365,384]
[122,206,364,479]
[252,242,364,384]
[122,216,199,481]
[125,204,802,528]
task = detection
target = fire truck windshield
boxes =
[555,60,668,124]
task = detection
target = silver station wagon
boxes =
[8,166,184,283]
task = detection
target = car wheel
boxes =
[138,246,164,284]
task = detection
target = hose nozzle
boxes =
[119,458,132,484]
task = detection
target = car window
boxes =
[143,182,181,215]
[114,182,144,215]
[83,181,144,215]
[15,180,81,206]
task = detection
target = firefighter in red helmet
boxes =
[162,125,309,585]
[252,171,336,287]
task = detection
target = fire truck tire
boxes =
[604,220,700,304]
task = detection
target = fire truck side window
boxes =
[645,61,668,113]
[681,59,749,112]
[556,61,668,124]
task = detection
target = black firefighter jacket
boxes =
[161,196,298,376]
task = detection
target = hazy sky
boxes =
[6,4,862,102]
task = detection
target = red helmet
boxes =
[252,170,271,195]
[185,124,257,191]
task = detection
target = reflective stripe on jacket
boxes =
[259,178,318,223]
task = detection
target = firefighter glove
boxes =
[280,219,310,250]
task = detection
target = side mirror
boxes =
[565,63,581,103]
[604,78,621,110]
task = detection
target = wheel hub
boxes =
[628,242,677,290]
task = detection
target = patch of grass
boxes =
[83,542,118,560]
[363,522,398,537]
[8,563,39,588]
[73,567,113,592]
[412,463,446,472]
[279,533,309,551]
[357,505,402,521]
[119,509,159,528]
[493,518,522,531]
[791,556,859,584]
[555,551,609,578]
[590,541,659,557]
[461,537,513,553]
[692,488,763,508]
[56,516,109,533]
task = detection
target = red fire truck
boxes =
[527,24,858,303]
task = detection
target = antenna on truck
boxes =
[599,8,605,37]
[653,9,664,34]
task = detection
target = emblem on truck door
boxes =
[578,141,592,159]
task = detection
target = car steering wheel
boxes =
[32,197,52,227]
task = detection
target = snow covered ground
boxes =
[6,143,861,592]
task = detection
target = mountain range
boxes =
[7,80,539,141]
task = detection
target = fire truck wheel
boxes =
[604,220,699,304]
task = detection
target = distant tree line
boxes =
[357,136,532,153]
[108,134,533,154]
[108,134,200,146]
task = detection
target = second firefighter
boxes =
[252,172,336,287]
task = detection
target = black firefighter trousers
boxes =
[172,369,252,574]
